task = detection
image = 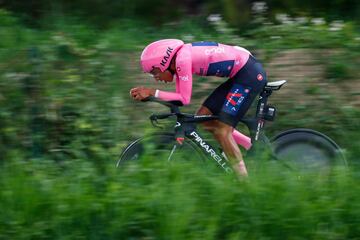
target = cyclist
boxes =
[130,39,267,177]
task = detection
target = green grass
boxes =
[0,158,359,239]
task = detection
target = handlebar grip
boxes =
[150,113,175,120]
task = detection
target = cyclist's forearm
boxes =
[156,90,191,105]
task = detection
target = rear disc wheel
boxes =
[271,129,346,172]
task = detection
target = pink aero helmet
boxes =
[140,39,184,73]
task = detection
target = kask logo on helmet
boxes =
[160,47,174,67]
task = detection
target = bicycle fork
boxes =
[168,121,186,161]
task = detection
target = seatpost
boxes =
[256,88,272,118]
[254,88,272,141]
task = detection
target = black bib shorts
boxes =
[203,55,267,127]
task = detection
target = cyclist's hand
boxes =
[130,87,155,101]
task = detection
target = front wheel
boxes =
[116,133,206,168]
[271,129,347,171]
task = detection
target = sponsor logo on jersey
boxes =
[222,85,250,115]
[179,75,189,81]
[160,47,174,67]
[225,92,243,106]
[257,74,263,81]
[205,46,225,55]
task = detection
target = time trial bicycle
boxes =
[117,80,346,174]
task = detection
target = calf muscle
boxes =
[196,105,248,176]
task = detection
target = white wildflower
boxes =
[276,14,294,25]
[252,2,268,14]
[329,20,344,31]
[4,72,29,81]
[207,14,222,23]
[311,18,325,25]
[295,17,308,25]
[270,36,282,39]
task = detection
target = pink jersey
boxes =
[156,41,251,105]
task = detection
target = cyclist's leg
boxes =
[197,79,238,138]
[196,106,248,176]
[214,56,267,151]
[196,105,215,133]
[197,106,252,150]
[198,55,267,176]
[208,120,248,176]
[232,130,252,150]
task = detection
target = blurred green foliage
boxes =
[0,6,359,239]
[0,158,359,239]
[1,0,360,27]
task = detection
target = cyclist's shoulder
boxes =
[175,43,192,62]
[177,43,192,53]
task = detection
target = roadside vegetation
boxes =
[0,5,359,238]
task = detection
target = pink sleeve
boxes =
[157,47,192,105]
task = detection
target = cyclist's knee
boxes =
[202,121,217,133]
[211,122,233,139]
[196,106,217,132]
[196,105,212,116]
